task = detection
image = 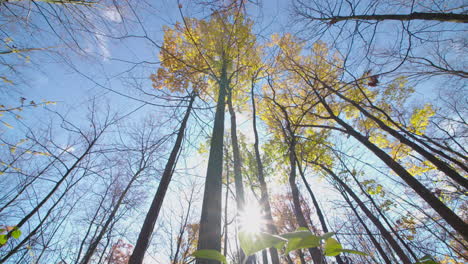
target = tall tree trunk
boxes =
[341,160,418,260]
[332,87,468,188]
[223,151,230,257]
[313,12,468,23]
[250,83,281,264]
[318,163,412,264]
[288,142,325,264]
[129,94,195,264]
[227,90,253,263]
[227,92,245,209]
[314,90,468,240]
[340,191,392,264]
[295,160,344,264]
[197,63,229,264]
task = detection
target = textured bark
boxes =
[250,84,281,264]
[196,64,229,264]
[128,94,195,264]
[317,12,468,24]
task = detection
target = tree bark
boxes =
[288,142,325,264]
[196,63,229,264]
[227,92,246,209]
[250,83,281,264]
[317,12,468,24]
[128,94,195,264]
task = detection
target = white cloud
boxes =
[102,7,122,23]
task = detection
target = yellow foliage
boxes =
[409,104,435,135]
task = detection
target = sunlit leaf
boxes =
[239,231,287,256]
[324,237,342,256]
[192,249,227,264]
[320,232,335,240]
[0,235,7,245]
[11,227,21,239]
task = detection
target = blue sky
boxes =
[0,0,466,263]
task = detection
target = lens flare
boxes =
[238,201,265,235]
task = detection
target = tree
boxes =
[149,3,260,262]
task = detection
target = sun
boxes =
[238,201,265,235]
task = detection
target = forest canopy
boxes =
[0,0,466,263]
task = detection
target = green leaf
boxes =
[11,228,21,239]
[320,232,335,240]
[239,231,287,256]
[0,235,7,245]
[340,249,368,256]
[296,227,309,232]
[192,250,227,264]
[281,230,321,254]
[324,237,342,256]
[280,230,313,239]
[415,255,438,264]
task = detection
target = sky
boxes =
[0,0,465,263]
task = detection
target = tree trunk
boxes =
[227,92,245,209]
[342,160,418,260]
[14,136,99,231]
[288,142,325,264]
[317,12,468,24]
[340,191,392,264]
[295,160,344,264]
[80,167,143,264]
[250,83,281,264]
[196,64,229,264]
[319,164,413,264]
[128,94,195,264]
[314,90,468,240]
[223,151,230,257]
[333,88,468,189]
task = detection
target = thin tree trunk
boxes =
[250,82,280,264]
[295,160,344,264]
[227,92,245,209]
[332,87,468,188]
[13,137,99,231]
[314,90,468,240]
[80,166,145,264]
[288,143,325,264]
[223,152,230,257]
[318,163,412,264]
[196,63,229,264]
[128,94,195,264]
[227,90,252,263]
[314,12,468,23]
[340,191,392,264]
[341,159,418,260]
